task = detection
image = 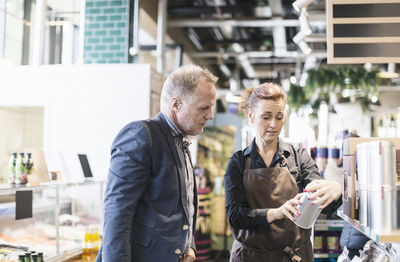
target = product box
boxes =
[343,137,400,156]
[397,150,400,183]
[342,154,357,219]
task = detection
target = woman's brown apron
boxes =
[230,157,313,262]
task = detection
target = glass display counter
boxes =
[0,181,104,262]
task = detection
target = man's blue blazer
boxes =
[96,113,198,262]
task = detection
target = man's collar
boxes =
[160,112,183,138]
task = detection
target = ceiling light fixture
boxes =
[219,64,231,77]
[299,9,312,36]
[377,63,399,79]
[232,43,244,53]
[292,0,315,12]
[186,28,204,51]
[297,41,312,55]
[293,31,307,44]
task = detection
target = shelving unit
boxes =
[337,210,400,243]
[314,253,340,258]
[313,218,344,260]
[314,219,345,231]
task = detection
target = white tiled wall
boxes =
[0,64,152,181]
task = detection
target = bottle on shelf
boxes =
[15,153,27,185]
[7,153,17,185]
[92,228,100,256]
[25,153,34,175]
[388,115,397,137]
[18,255,25,262]
[24,252,31,261]
[83,227,92,260]
[377,118,386,137]
[37,252,44,262]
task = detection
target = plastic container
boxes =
[294,192,322,229]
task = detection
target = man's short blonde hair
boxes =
[160,64,218,112]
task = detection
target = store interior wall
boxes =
[328,103,372,141]
[0,63,152,181]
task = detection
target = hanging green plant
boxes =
[288,83,307,112]
[287,65,381,114]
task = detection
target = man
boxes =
[96,64,218,262]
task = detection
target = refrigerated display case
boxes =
[0,181,103,262]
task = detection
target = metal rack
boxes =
[337,209,400,243]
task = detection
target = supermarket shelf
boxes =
[314,219,345,231]
[314,253,340,258]
[337,210,400,243]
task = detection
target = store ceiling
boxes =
[163,0,328,90]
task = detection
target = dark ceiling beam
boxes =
[168,18,325,27]
[140,0,217,74]
[188,50,327,59]
[167,6,243,16]
[202,39,267,46]
[201,57,299,64]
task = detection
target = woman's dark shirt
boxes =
[224,138,343,230]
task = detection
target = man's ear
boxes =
[172,97,180,111]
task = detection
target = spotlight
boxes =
[299,9,312,36]
[290,75,297,84]
[293,31,307,44]
[292,0,315,12]
[297,41,312,55]
[219,64,231,77]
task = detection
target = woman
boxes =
[224,82,342,262]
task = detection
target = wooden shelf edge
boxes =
[337,210,400,243]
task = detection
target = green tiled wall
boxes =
[84,0,129,64]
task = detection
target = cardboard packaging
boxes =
[342,154,357,219]
[343,137,400,156]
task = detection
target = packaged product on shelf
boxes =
[343,154,357,220]
[15,153,27,185]
[326,231,340,254]
[7,153,17,185]
[359,240,398,262]
[362,140,397,233]
[324,147,343,185]
[315,147,328,176]
[313,231,325,253]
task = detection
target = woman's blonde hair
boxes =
[239,82,286,113]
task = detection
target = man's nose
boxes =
[269,118,276,127]
[206,109,214,120]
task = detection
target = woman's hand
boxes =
[267,193,303,222]
[304,180,342,209]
